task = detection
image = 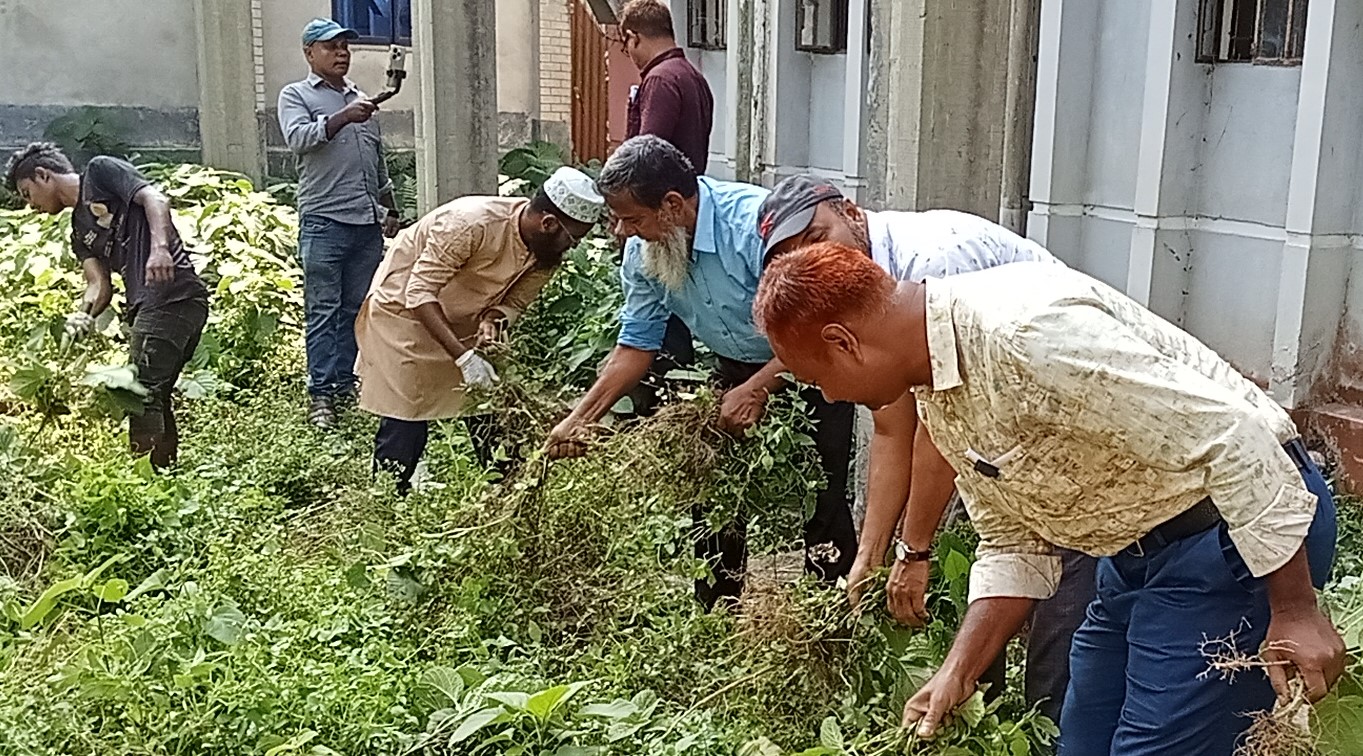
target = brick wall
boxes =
[539,0,573,126]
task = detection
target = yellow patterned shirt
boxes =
[912,263,1317,603]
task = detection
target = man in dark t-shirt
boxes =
[6,142,209,469]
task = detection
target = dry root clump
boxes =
[1200,626,1319,756]
[1236,679,1316,756]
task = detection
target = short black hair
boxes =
[618,0,675,39]
[596,135,698,209]
[4,142,74,191]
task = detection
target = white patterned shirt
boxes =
[867,209,1060,281]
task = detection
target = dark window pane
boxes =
[1226,0,1257,60]
[1258,0,1289,58]
[1288,0,1309,59]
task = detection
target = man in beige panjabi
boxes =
[356,167,603,491]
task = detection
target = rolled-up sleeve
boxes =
[403,215,481,309]
[616,240,670,352]
[965,493,1062,602]
[278,85,329,155]
[1017,305,1317,578]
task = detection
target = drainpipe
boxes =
[998,0,1041,234]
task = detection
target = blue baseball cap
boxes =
[302,18,359,45]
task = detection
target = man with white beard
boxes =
[545,135,858,611]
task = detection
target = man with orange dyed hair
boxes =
[754,243,1342,755]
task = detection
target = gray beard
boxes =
[640,227,692,293]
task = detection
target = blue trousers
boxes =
[1059,448,1336,755]
[298,215,383,398]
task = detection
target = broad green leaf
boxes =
[415,666,465,710]
[525,682,588,721]
[81,363,150,396]
[263,729,318,756]
[579,700,637,720]
[1315,694,1363,754]
[957,690,987,729]
[94,578,129,602]
[737,738,782,756]
[19,576,83,630]
[457,664,488,689]
[8,364,52,401]
[486,691,530,712]
[123,568,168,602]
[447,707,503,745]
[204,603,246,646]
[818,716,845,751]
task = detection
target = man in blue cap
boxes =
[278,18,400,429]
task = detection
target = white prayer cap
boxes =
[543,166,605,224]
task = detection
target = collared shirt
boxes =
[618,177,773,363]
[277,72,392,225]
[868,209,1061,281]
[356,197,550,421]
[626,47,714,173]
[913,262,1315,604]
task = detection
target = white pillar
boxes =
[412,0,500,210]
[193,0,266,181]
[1271,0,1344,408]
[841,0,870,202]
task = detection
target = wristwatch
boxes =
[894,538,932,563]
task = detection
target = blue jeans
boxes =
[1060,447,1337,755]
[298,215,383,398]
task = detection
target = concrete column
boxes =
[1124,0,1182,308]
[1270,0,1357,408]
[727,0,756,182]
[193,0,266,181]
[881,0,1010,217]
[412,0,500,211]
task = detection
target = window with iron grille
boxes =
[796,0,848,54]
[688,0,727,50]
[331,0,412,46]
[1197,0,1308,64]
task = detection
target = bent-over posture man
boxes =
[6,143,209,469]
[754,244,1341,755]
[356,168,601,492]
[545,136,857,609]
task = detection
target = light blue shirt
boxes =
[618,177,774,363]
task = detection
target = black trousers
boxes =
[695,356,858,610]
[128,295,208,468]
[373,413,504,493]
[626,315,697,417]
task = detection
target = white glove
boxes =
[456,350,500,388]
[64,311,96,341]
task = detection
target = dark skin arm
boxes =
[886,421,958,626]
[847,392,917,603]
[1262,545,1347,702]
[412,302,471,363]
[546,346,655,458]
[902,596,1036,737]
[718,357,788,434]
[132,186,177,285]
[80,258,114,318]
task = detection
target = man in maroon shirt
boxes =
[615,0,716,400]
[618,1,714,174]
